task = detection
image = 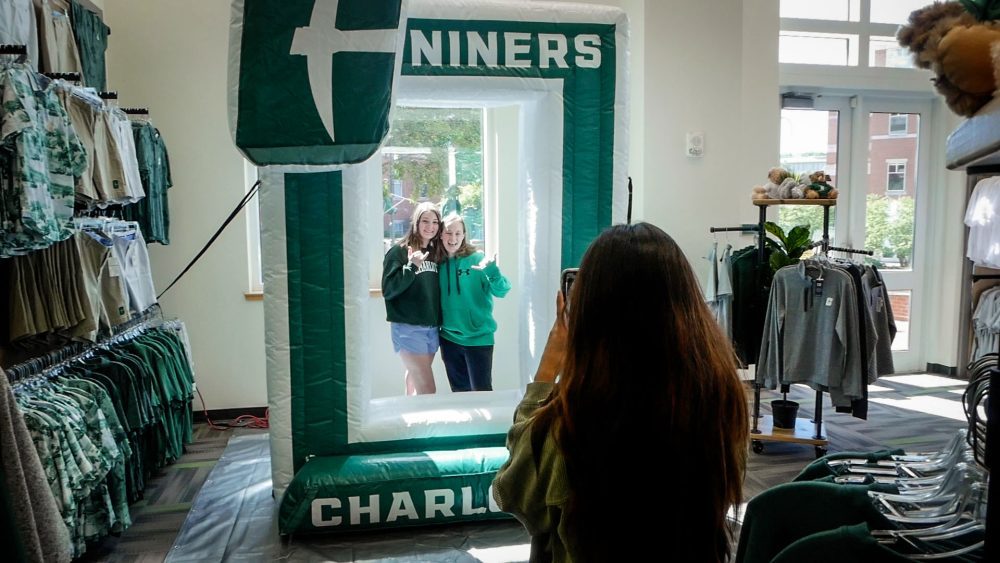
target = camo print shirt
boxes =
[1,63,86,257]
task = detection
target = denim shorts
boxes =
[390,323,440,355]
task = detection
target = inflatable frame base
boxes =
[279,447,510,533]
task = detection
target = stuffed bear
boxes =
[898,1,1000,117]
[804,171,838,199]
[752,168,807,200]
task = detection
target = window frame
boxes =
[888,113,907,136]
[886,159,907,194]
[244,160,263,299]
[779,0,923,75]
[370,105,491,293]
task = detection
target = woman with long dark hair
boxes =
[493,222,748,562]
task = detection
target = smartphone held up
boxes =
[561,268,578,308]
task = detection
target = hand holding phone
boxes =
[561,268,578,305]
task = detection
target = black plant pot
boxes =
[771,399,799,429]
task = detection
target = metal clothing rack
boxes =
[750,199,837,458]
[42,71,82,82]
[0,44,27,55]
[4,303,163,383]
[828,245,873,256]
[709,224,761,234]
[956,163,1000,559]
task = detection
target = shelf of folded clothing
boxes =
[752,199,837,206]
[946,95,1000,170]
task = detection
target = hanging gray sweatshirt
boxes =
[757,261,864,407]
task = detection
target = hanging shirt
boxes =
[717,244,734,340]
[757,261,864,408]
[965,176,1000,268]
[68,0,109,91]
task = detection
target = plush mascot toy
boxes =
[898,0,1000,117]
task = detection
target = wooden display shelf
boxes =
[752,198,837,206]
[751,415,828,446]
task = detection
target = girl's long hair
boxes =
[400,201,444,262]
[530,223,748,562]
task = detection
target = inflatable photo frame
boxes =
[228,0,628,533]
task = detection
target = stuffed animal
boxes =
[898,1,1000,117]
[804,171,838,199]
[752,168,807,200]
[768,167,791,184]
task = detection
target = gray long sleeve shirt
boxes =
[757,261,863,407]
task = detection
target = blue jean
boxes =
[440,337,494,392]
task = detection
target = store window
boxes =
[886,160,906,193]
[779,0,920,68]
[888,113,908,135]
[381,107,485,255]
[245,161,262,296]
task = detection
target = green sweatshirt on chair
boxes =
[439,251,511,346]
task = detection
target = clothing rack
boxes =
[122,107,149,115]
[750,199,838,458]
[99,90,118,100]
[43,71,82,82]
[4,304,163,383]
[709,224,761,234]
[946,110,1000,556]
[0,44,28,55]
[827,245,873,256]
[0,44,28,64]
[966,165,1000,560]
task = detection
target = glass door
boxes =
[849,98,931,371]
[777,95,931,372]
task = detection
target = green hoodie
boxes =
[439,251,511,346]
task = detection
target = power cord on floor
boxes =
[195,386,269,430]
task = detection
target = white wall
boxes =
[640,0,779,266]
[104,0,267,410]
[923,106,966,367]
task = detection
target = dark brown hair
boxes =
[531,222,748,562]
[400,201,444,262]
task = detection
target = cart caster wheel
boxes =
[814,446,827,459]
[752,440,764,454]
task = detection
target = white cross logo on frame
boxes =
[290,0,397,142]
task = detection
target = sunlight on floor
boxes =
[468,544,531,563]
[880,374,967,389]
[868,395,966,422]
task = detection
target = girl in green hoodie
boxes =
[438,213,511,391]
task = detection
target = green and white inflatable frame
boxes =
[228,0,628,534]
